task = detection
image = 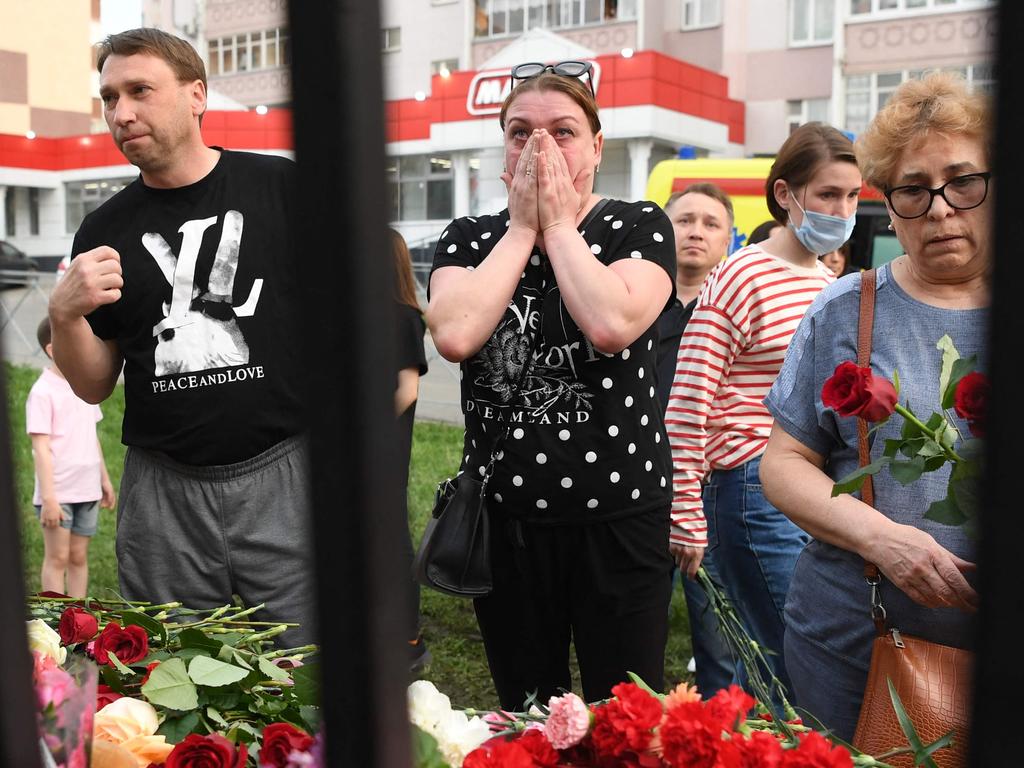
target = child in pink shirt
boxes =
[26,317,115,597]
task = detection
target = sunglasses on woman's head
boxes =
[510,60,596,99]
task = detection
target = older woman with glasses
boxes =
[427,60,677,708]
[759,71,989,740]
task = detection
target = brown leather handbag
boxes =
[849,270,973,767]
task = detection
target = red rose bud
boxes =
[259,723,315,768]
[58,606,98,645]
[821,361,897,422]
[96,684,123,711]
[166,733,248,768]
[92,622,149,667]
[954,371,989,438]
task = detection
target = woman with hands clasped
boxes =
[427,63,677,709]
[759,72,988,740]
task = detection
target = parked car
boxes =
[0,240,39,289]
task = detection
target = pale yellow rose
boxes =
[93,698,174,768]
[27,619,66,665]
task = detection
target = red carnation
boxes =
[821,362,897,422]
[463,738,537,768]
[58,606,98,645]
[658,700,724,768]
[516,729,560,767]
[96,684,123,711]
[780,732,854,768]
[590,684,663,757]
[259,722,315,767]
[954,371,989,438]
[92,622,149,667]
[718,731,785,768]
[703,685,755,732]
[165,733,248,768]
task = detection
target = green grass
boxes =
[5,362,693,709]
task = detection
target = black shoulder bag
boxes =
[412,198,610,598]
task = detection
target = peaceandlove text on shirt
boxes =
[151,365,265,394]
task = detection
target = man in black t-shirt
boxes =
[48,28,314,647]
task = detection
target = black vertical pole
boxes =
[970,1,1020,765]
[288,2,411,767]
[0,345,44,768]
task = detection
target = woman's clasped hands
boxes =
[502,129,588,238]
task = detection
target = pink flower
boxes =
[32,650,59,679]
[543,692,591,750]
[35,667,75,710]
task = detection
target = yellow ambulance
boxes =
[645,157,903,271]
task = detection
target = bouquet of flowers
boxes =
[26,592,323,767]
[822,334,987,531]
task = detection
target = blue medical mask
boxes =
[788,195,856,256]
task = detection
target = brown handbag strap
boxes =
[856,269,887,632]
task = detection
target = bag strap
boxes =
[855,268,888,635]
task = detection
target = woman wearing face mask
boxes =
[665,122,860,710]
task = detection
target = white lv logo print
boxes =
[142,211,263,337]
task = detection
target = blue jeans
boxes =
[676,549,737,697]
[704,455,809,711]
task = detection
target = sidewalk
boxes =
[2,280,464,426]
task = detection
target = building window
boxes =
[387,154,454,222]
[790,0,834,45]
[382,27,402,52]
[474,0,636,38]
[64,178,134,234]
[787,98,831,133]
[844,65,992,136]
[850,0,987,15]
[431,58,459,77]
[681,0,721,29]
[208,27,289,76]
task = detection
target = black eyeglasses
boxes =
[510,60,595,99]
[885,172,992,220]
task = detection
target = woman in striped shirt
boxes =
[665,122,861,709]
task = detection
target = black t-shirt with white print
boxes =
[76,149,304,466]
[430,199,676,524]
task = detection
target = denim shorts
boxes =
[34,501,100,537]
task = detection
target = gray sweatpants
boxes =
[115,435,317,649]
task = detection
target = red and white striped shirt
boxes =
[666,245,835,546]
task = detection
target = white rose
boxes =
[407,680,453,735]
[27,619,66,665]
[435,708,491,768]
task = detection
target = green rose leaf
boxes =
[206,706,229,728]
[187,655,250,687]
[179,628,223,653]
[883,438,903,458]
[250,693,289,716]
[917,439,944,458]
[299,705,321,732]
[890,456,926,485]
[226,721,261,745]
[936,335,959,402]
[156,710,201,744]
[122,611,168,644]
[292,661,321,706]
[106,652,136,676]
[142,657,199,711]
[413,726,450,768]
[924,485,967,527]
[203,688,242,710]
[100,666,124,691]
[257,655,292,683]
[942,356,978,410]
[832,457,892,497]
[923,455,947,473]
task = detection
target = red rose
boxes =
[780,731,853,768]
[658,700,723,768]
[954,371,989,438]
[96,684,123,711]
[92,622,149,667]
[58,606,99,645]
[259,722,315,767]
[463,738,537,768]
[821,362,897,422]
[166,733,248,768]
